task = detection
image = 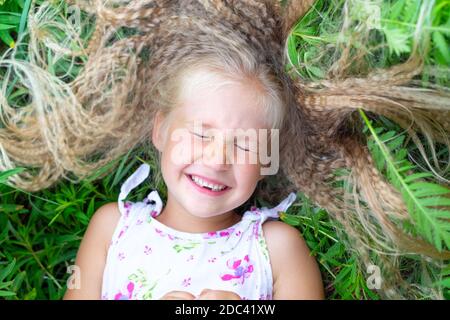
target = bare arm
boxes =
[263,221,324,299]
[63,202,121,300]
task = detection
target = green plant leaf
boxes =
[432,31,450,64]
[0,30,14,47]
[360,109,450,252]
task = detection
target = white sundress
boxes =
[101,163,297,300]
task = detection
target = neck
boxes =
[155,194,241,234]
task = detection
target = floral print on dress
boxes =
[258,238,270,261]
[114,281,135,300]
[251,221,260,241]
[220,255,254,285]
[154,227,177,241]
[123,201,132,217]
[182,277,191,287]
[173,241,201,253]
[118,225,129,239]
[126,268,162,300]
[203,227,236,240]
[143,245,152,255]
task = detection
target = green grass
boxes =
[0,0,449,300]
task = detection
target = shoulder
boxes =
[262,221,309,264]
[89,202,122,251]
[262,221,324,299]
[262,220,302,242]
[63,202,121,299]
[90,202,121,232]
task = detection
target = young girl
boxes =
[1,0,449,299]
[62,0,324,300]
[63,59,325,299]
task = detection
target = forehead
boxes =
[176,79,269,130]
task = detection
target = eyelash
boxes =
[192,132,211,140]
[190,131,251,152]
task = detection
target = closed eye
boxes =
[234,143,250,152]
[234,136,257,153]
[190,131,212,140]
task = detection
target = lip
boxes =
[186,173,230,188]
[185,174,231,197]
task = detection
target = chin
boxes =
[184,203,229,218]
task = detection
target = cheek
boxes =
[163,131,198,166]
[159,152,174,182]
[235,164,261,188]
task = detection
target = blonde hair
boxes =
[153,54,287,146]
[0,0,449,299]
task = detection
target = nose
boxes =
[202,136,231,170]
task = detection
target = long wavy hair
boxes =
[0,0,449,299]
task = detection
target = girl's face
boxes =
[152,74,270,219]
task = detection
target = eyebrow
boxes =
[185,120,266,136]
[186,121,213,129]
[186,121,262,139]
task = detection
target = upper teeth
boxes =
[191,175,226,191]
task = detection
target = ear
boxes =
[152,111,166,152]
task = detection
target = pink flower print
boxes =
[154,228,177,241]
[247,222,259,241]
[123,202,132,218]
[220,231,229,237]
[221,227,235,237]
[235,230,242,237]
[220,255,254,285]
[144,245,152,255]
[118,226,129,239]
[118,252,125,261]
[202,231,217,240]
[182,277,191,287]
[203,228,235,239]
[150,210,158,218]
[114,281,134,300]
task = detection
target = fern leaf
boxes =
[360,109,450,252]
[403,172,434,183]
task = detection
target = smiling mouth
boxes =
[186,174,230,192]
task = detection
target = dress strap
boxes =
[146,190,163,216]
[258,192,297,222]
[118,163,150,214]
